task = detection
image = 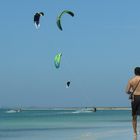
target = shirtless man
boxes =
[126,67,140,136]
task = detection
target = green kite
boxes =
[54,53,62,68]
[57,10,74,31]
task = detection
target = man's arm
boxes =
[126,80,132,94]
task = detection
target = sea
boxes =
[0,108,139,140]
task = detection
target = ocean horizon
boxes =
[0,106,131,110]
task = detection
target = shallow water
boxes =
[0,109,138,140]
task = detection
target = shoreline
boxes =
[1,107,131,111]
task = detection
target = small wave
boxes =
[72,110,94,114]
[5,109,21,113]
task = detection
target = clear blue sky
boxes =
[0,0,140,108]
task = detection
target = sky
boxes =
[0,0,140,108]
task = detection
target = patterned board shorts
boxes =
[131,95,140,115]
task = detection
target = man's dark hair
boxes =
[134,67,140,76]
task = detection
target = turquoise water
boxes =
[0,109,137,140]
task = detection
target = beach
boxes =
[0,108,139,140]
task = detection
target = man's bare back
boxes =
[126,76,140,95]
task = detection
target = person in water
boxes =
[126,67,140,136]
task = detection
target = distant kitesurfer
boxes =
[66,81,70,88]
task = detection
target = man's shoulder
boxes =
[129,77,136,83]
[129,76,140,84]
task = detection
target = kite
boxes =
[34,12,44,29]
[56,10,74,31]
[54,53,62,68]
